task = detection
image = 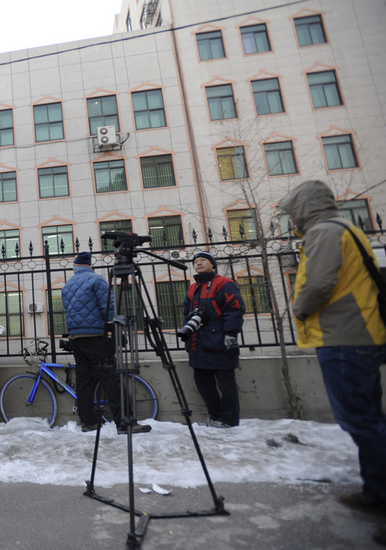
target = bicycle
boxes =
[0,338,159,427]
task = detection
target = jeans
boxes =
[317,345,386,502]
[70,337,121,426]
[193,368,240,427]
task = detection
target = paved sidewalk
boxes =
[0,480,384,550]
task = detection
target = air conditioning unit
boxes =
[97,126,117,147]
[28,302,43,314]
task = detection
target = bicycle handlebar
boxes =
[21,338,49,365]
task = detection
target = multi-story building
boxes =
[0,0,385,347]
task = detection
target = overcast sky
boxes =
[0,0,124,54]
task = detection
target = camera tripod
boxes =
[84,233,229,550]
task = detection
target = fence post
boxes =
[44,241,57,362]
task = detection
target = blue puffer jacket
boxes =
[62,267,114,335]
[183,271,245,369]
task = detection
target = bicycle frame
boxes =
[28,362,77,403]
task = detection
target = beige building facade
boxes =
[0,0,385,344]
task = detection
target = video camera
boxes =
[101,232,152,264]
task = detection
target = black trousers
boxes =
[193,368,240,427]
[70,336,121,426]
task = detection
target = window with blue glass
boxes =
[264,142,298,176]
[34,103,64,142]
[206,85,237,121]
[87,96,120,135]
[252,79,284,115]
[294,15,327,47]
[38,166,69,199]
[132,89,166,130]
[196,31,225,61]
[0,229,20,259]
[42,225,74,255]
[0,172,17,202]
[0,291,24,337]
[322,135,358,170]
[240,24,271,55]
[94,159,127,193]
[307,71,342,108]
[0,110,14,147]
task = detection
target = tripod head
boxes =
[101,231,187,271]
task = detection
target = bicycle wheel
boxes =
[94,374,159,422]
[0,373,58,427]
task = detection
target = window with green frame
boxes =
[157,280,189,329]
[94,159,127,193]
[252,78,284,115]
[0,229,20,259]
[216,146,249,180]
[132,89,166,130]
[148,216,183,248]
[0,291,24,336]
[294,15,327,47]
[227,209,257,241]
[307,71,342,109]
[196,31,226,61]
[264,141,298,176]
[140,155,176,188]
[238,275,271,314]
[41,225,74,255]
[87,96,120,135]
[100,219,133,252]
[33,103,64,142]
[337,199,373,232]
[0,171,17,202]
[0,109,14,147]
[322,135,358,170]
[38,166,69,198]
[46,289,67,336]
[206,84,237,121]
[240,24,271,55]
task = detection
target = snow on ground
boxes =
[0,417,360,489]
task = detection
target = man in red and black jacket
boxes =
[182,252,245,428]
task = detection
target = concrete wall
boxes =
[1,354,385,427]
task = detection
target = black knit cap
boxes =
[192,251,216,268]
[74,251,92,267]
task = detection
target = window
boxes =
[122,284,144,330]
[217,147,248,180]
[322,135,358,170]
[0,229,20,259]
[140,155,175,188]
[337,199,372,232]
[196,31,225,61]
[42,225,74,255]
[132,89,166,130]
[33,103,64,142]
[238,276,271,314]
[87,96,120,135]
[100,219,133,252]
[148,216,183,248]
[157,280,189,329]
[38,166,69,199]
[307,71,342,108]
[0,291,24,336]
[0,172,17,202]
[227,209,257,241]
[252,79,284,115]
[288,272,297,300]
[206,85,237,121]
[126,11,132,31]
[0,109,14,146]
[294,15,327,47]
[240,25,271,55]
[264,142,298,176]
[276,209,293,238]
[94,159,127,193]
[47,289,67,336]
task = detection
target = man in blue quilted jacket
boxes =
[62,252,151,434]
